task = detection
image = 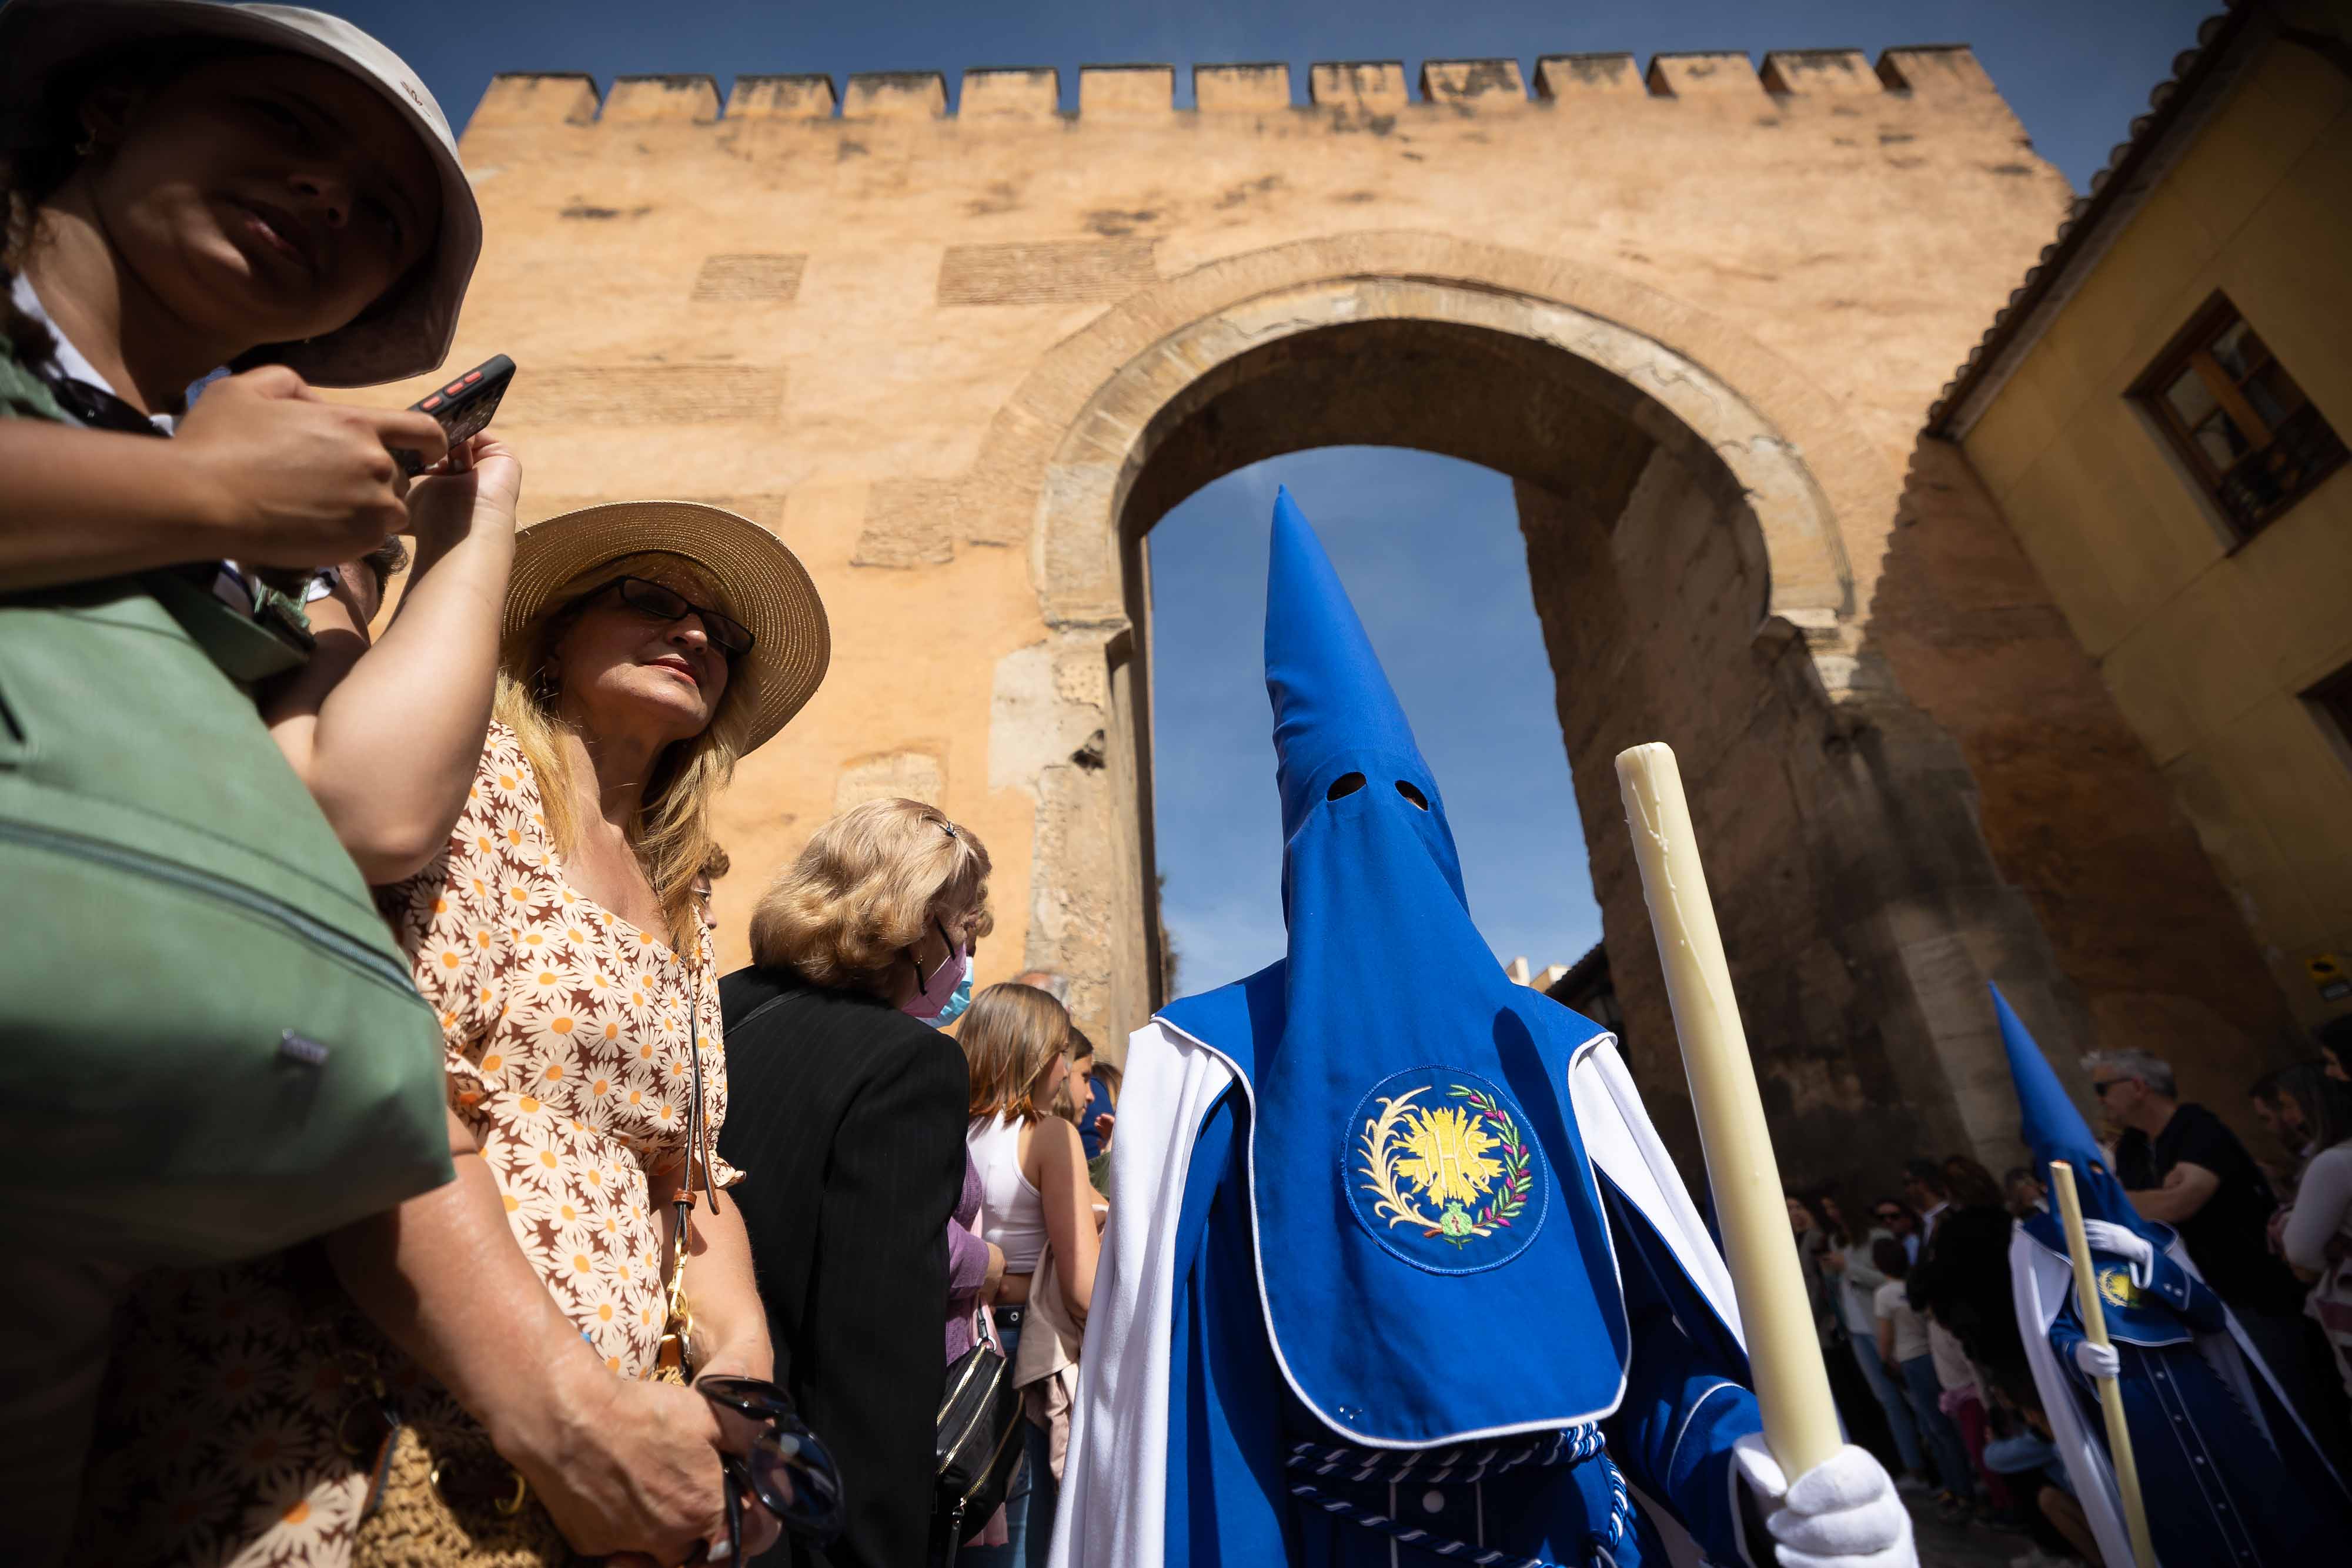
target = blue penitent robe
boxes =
[1994,988,2352,1568]
[1052,490,1772,1568]
[1156,968,1766,1568]
[2019,1212,2351,1567]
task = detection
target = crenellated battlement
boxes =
[463,44,1999,130]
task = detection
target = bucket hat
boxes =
[0,0,481,387]
[505,502,831,760]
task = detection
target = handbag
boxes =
[349,1409,579,1568]
[933,1304,1025,1557]
[0,352,453,1265]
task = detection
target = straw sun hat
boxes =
[505,502,831,759]
[0,0,480,387]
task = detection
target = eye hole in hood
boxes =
[1326,772,1365,801]
[1395,780,1429,811]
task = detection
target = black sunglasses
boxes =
[594,576,756,657]
[1875,1208,1906,1221]
[697,1376,846,1553]
[2090,1079,2129,1098]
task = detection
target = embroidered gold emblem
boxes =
[1358,1084,1533,1247]
[2097,1263,2143,1309]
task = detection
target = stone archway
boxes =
[440,59,2197,1186]
[937,232,2076,1179]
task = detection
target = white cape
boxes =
[2010,1223,2323,1568]
[1050,1016,1747,1568]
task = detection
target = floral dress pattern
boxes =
[72,724,736,1568]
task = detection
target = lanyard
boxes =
[32,362,168,439]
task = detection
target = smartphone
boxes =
[393,353,515,477]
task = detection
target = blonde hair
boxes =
[748,797,994,997]
[493,550,741,950]
[961,983,1071,1124]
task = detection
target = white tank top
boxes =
[967,1113,1048,1273]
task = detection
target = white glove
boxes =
[1733,1434,1917,1568]
[2073,1340,2121,1379]
[2081,1219,2153,1271]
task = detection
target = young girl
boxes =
[0,5,520,1560]
[961,982,1101,1567]
[0,0,516,880]
[1,0,479,586]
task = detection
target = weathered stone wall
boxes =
[1514,434,2105,1182]
[1869,440,2304,1121]
[372,44,2193,1185]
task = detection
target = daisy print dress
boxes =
[72,723,736,1568]
[399,722,737,1377]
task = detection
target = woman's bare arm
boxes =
[323,1109,743,1561]
[673,1179,773,1383]
[324,1109,612,1445]
[0,369,442,591]
[1034,1116,1101,1322]
[262,436,517,884]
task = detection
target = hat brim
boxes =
[506,502,832,760]
[0,0,480,387]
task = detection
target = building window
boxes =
[2133,295,2347,540]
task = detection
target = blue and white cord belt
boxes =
[1286,1423,1633,1568]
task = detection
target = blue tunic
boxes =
[1994,987,2352,1567]
[2028,1219,2352,1568]
[1164,1077,1767,1568]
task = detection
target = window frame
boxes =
[2129,292,2346,542]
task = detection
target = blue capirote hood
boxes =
[1993,985,2169,1253]
[1161,488,1632,1449]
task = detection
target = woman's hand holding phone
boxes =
[177,364,445,566]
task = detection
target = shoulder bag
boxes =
[0,348,453,1265]
[932,1303,1025,1561]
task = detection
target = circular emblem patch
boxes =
[1346,1067,1549,1275]
[2097,1263,2143,1310]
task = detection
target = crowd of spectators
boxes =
[7,9,2349,1568]
[1792,1039,2352,1567]
[0,6,1119,1565]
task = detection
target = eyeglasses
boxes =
[907,917,975,991]
[1874,1208,1906,1222]
[696,1376,846,1552]
[2090,1079,2128,1098]
[592,576,756,657]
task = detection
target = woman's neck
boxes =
[28,196,242,412]
[555,718,662,838]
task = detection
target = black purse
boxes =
[932,1306,1025,1559]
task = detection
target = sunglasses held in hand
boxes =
[697,1375,846,1557]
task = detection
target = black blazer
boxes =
[718,965,970,1568]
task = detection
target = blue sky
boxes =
[313,0,2216,990]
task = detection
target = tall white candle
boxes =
[1615,741,1841,1478]
[2048,1161,2156,1568]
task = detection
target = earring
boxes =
[532,666,560,707]
[74,129,99,157]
